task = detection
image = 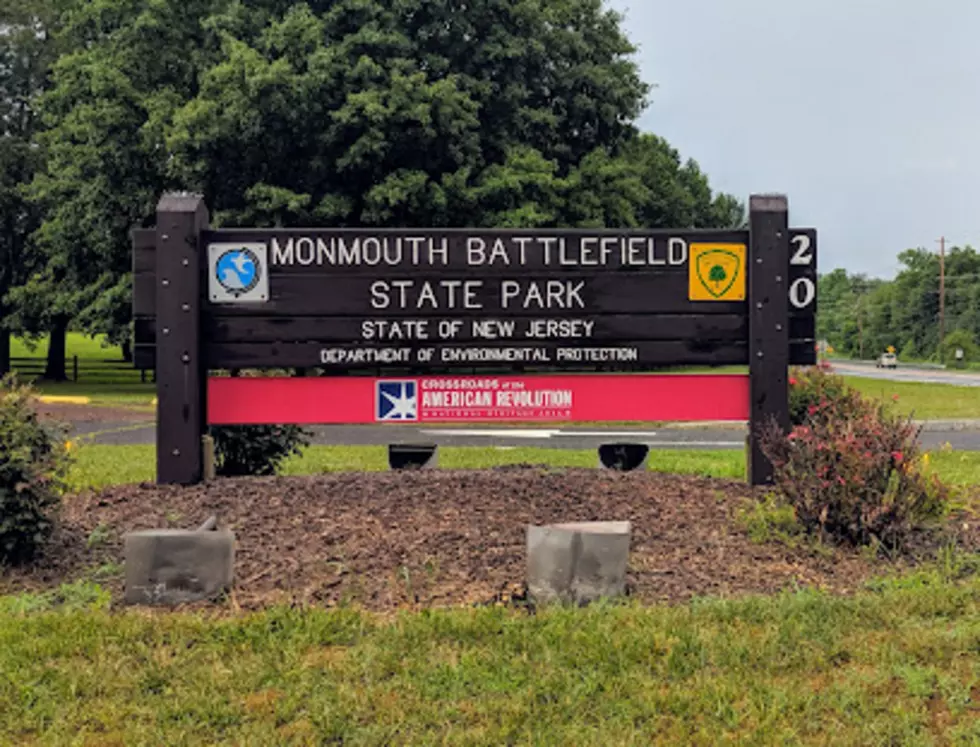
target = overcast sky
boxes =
[608,0,980,279]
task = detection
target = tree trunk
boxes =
[0,329,9,377]
[121,339,133,363]
[44,316,69,381]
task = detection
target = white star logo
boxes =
[380,383,417,420]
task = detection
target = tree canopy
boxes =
[1,0,746,375]
[817,245,980,363]
[0,0,68,373]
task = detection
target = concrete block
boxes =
[598,443,649,471]
[527,521,631,605]
[124,529,234,605]
[388,443,438,470]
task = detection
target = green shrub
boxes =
[0,375,72,565]
[762,368,949,549]
[940,329,978,369]
[210,424,311,477]
[900,339,918,361]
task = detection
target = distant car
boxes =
[876,352,897,369]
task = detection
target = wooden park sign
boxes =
[132,193,817,486]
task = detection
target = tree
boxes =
[816,244,980,363]
[164,0,657,229]
[0,0,66,376]
[25,0,742,355]
[21,0,229,377]
[619,134,744,229]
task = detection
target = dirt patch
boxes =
[3,468,976,611]
[33,401,155,424]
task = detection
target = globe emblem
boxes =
[215,248,261,297]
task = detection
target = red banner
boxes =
[207,374,749,424]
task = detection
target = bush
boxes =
[900,339,918,361]
[210,424,311,477]
[940,329,978,369]
[0,375,72,565]
[788,362,867,426]
[761,368,949,549]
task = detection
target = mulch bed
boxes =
[3,468,977,611]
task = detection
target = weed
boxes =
[86,523,112,548]
[736,494,803,546]
[0,580,110,614]
[87,562,124,581]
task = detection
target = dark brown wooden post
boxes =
[155,193,209,484]
[748,194,790,486]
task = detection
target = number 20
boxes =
[789,233,815,309]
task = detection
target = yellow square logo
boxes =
[689,243,746,301]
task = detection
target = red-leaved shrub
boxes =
[761,366,949,548]
[788,361,866,426]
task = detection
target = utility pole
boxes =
[858,308,864,359]
[857,294,864,359]
[937,236,946,357]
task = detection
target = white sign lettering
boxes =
[369,280,483,310]
[271,234,693,269]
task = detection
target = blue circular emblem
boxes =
[215,247,260,298]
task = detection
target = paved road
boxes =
[72,420,980,451]
[829,360,980,387]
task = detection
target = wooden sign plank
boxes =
[204,273,747,317]
[204,313,750,345]
[204,339,818,370]
[207,340,747,369]
[205,228,750,275]
[131,229,157,273]
[133,274,156,316]
[201,313,813,344]
[133,343,155,370]
[134,314,815,345]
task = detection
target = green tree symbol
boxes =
[708,264,727,289]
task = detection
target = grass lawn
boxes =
[11,333,155,407]
[844,376,980,420]
[65,443,979,506]
[10,332,124,361]
[1,562,978,744]
[65,444,749,492]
